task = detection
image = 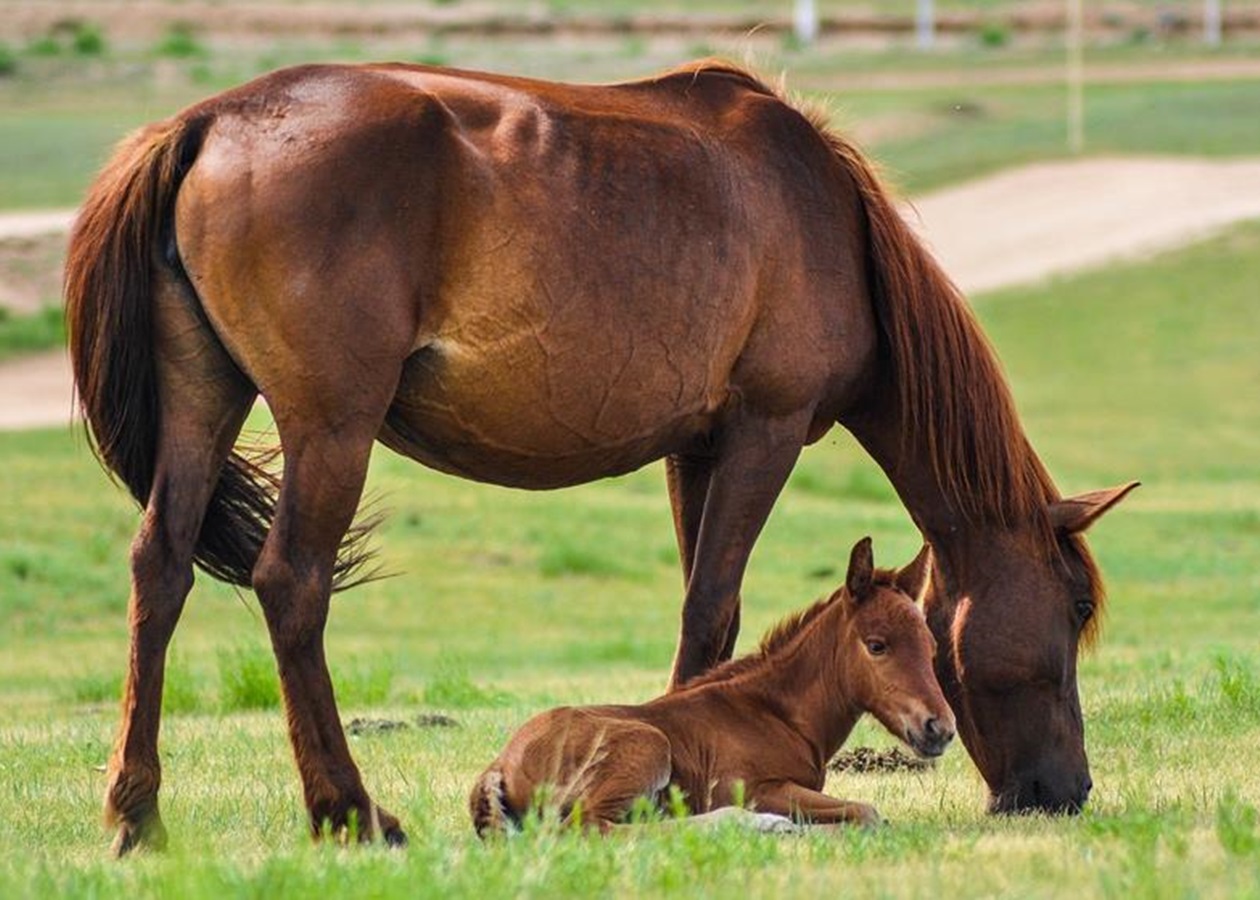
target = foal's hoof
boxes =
[853,804,883,828]
[110,813,168,857]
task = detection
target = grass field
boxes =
[1,192,1258,894]
[2,6,1259,893]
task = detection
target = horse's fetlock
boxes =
[105,764,161,827]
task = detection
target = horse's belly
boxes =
[378,338,722,488]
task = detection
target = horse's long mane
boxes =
[663,61,1104,642]
[803,97,1107,639]
[678,569,904,691]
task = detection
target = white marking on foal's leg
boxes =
[686,807,801,834]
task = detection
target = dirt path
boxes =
[3,155,1260,432]
[908,156,1260,295]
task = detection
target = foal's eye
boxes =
[1075,600,1095,623]
[865,639,888,656]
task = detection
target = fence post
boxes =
[1205,0,1223,46]
[1067,0,1084,154]
[917,0,935,50]
[794,0,819,44]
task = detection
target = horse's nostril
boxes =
[925,717,941,738]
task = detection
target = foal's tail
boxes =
[64,117,372,589]
[469,767,515,838]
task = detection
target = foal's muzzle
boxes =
[909,716,955,758]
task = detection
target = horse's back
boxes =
[173,62,873,485]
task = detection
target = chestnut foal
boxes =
[470,538,954,835]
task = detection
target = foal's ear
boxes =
[894,544,933,603]
[845,536,875,602]
[1049,481,1140,534]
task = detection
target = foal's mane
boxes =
[663,60,1105,641]
[678,569,901,691]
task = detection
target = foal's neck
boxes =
[752,603,865,763]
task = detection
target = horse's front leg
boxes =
[753,781,882,827]
[251,420,404,846]
[667,411,810,690]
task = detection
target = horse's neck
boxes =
[844,398,1037,598]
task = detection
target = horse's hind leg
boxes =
[251,408,403,845]
[106,273,255,855]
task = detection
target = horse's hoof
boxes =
[855,805,883,828]
[111,814,168,857]
[383,824,408,848]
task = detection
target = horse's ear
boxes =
[1050,481,1140,534]
[895,544,933,603]
[845,536,874,602]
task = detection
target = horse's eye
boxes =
[865,639,888,656]
[1075,600,1095,623]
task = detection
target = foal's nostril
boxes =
[924,717,948,740]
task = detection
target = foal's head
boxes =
[839,538,955,758]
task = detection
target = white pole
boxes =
[917,0,935,50]
[1066,0,1084,154]
[794,0,819,44]
[1205,0,1223,46]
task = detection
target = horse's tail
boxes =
[825,131,1052,526]
[64,117,375,590]
[469,767,515,838]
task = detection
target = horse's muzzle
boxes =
[989,771,1093,815]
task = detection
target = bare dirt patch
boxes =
[829,746,935,774]
[345,714,461,736]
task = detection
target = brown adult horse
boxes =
[65,59,1136,854]
[470,538,954,836]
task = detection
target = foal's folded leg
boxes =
[752,781,882,827]
[559,719,673,832]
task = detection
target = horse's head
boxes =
[841,537,955,759]
[925,482,1138,815]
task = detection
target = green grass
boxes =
[0,203,1258,891]
[0,306,64,361]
